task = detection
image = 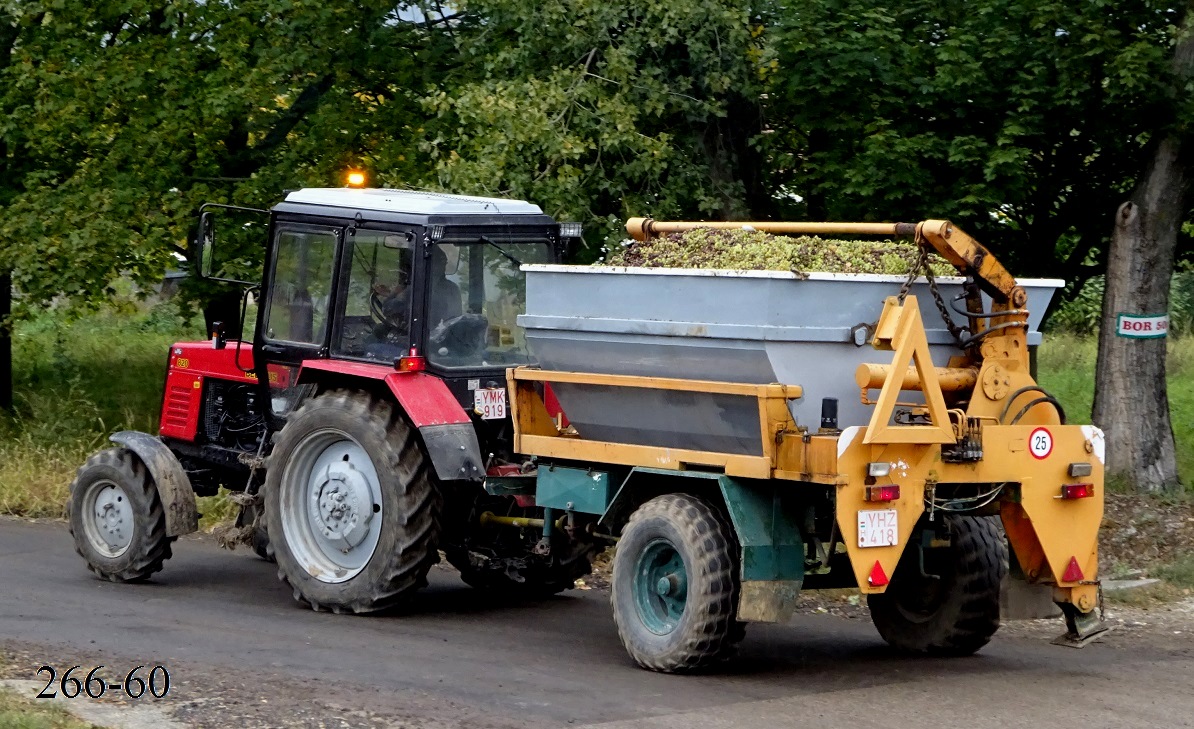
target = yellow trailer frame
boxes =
[509,364,1103,616]
[508,218,1105,631]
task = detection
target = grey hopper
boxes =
[519,265,1061,455]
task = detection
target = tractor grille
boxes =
[162,384,192,431]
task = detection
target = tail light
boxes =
[865,484,901,502]
[1059,483,1094,500]
[396,347,426,373]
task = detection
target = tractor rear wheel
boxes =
[68,448,175,582]
[264,390,441,614]
[611,494,743,673]
[867,514,1006,655]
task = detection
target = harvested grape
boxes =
[604,228,953,276]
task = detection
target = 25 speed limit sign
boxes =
[1029,427,1053,460]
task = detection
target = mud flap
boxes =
[109,431,198,537]
[1052,601,1111,648]
[420,423,484,482]
[718,477,805,623]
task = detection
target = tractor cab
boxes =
[194,189,575,453]
[250,189,568,405]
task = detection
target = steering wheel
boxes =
[429,314,489,361]
[369,289,408,333]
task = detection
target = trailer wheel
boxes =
[611,494,742,673]
[68,448,175,582]
[867,514,1006,655]
[265,390,441,614]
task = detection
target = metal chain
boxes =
[922,255,969,346]
[897,246,928,303]
[900,236,968,347]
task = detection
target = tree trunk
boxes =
[0,272,11,412]
[1093,151,1188,492]
[1092,17,1194,493]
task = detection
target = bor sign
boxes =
[1116,313,1168,339]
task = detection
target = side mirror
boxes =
[198,211,216,278]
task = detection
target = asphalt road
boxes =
[2,518,1193,729]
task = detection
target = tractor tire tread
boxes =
[267,389,441,614]
[67,448,174,583]
[868,514,1006,655]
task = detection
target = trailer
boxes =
[67,193,1105,673]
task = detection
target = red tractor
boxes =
[68,188,592,612]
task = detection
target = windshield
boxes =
[427,239,551,369]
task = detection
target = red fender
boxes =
[297,360,469,426]
[297,360,482,480]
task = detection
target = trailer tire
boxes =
[68,448,175,582]
[611,494,743,673]
[265,390,441,614]
[867,514,1006,655]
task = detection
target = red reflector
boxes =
[865,484,901,502]
[867,561,889,587]
[1062,556,1084,582]
[1060,483,1094,500]
[396,347,426,372]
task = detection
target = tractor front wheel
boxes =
[867,514,1006,655]
[68,448,175,582]
[611,494,743,673]
[264,390,441,614]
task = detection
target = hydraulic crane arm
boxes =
[914,220,1019,304]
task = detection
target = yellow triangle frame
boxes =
[863,296,956,445]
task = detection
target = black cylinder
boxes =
[820,398,839,430]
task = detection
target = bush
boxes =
[0,305,203,518]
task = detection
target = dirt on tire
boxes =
[264,389,441,614]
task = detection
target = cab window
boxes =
[335,230,415,361]
[264,229,338,346]
[426,239,551,368]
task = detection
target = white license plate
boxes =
[474,388,507,420]
[858,509,899,548]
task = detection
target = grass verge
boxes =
[1037,333,1194,483]
[0,303,205,520]
[0,688,98,729]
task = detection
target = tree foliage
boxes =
[0,0,1189,307]
[418,0,769,244]
[0,1,448,309]
[766,0,1182,280]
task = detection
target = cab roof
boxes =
[282,188,544,216]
